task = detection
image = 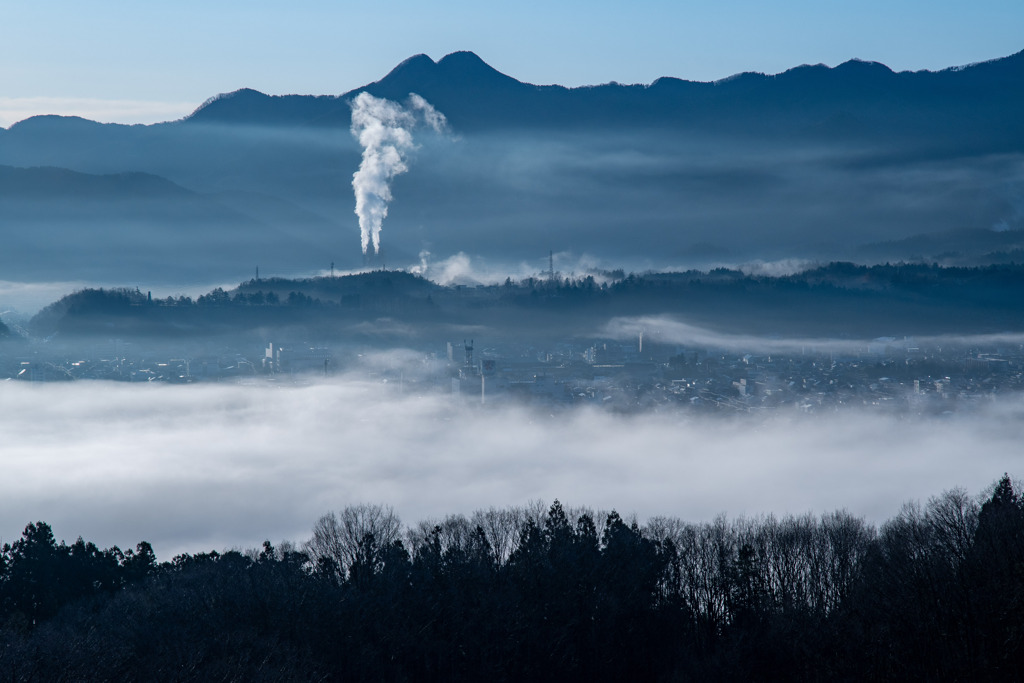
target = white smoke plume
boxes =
[349,92,447,255]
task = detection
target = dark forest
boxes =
[1,475,1020,681]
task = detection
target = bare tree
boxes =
[305,504,402,578]
[406,514,473,559]
[470,507,523,565]
[926,487,979,566]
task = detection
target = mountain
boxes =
[179,49,1024,149]
[180,52,540,129]
[858,228,1024,265]
[0,165,335,282]
[6,49,1023,145]
[0,164,196,200]
[181,51,535,128]
[185,89,351,128]
[1,50,1023,286]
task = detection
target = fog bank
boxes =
[0,378,1018,558]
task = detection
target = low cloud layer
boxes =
[603,315,1024,355]
[407,250,619,286]
[0,374,1019,559]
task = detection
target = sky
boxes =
[2,0,1022,128]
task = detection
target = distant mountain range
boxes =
[858,228,1024,265]
[183,49,1024,152]
[1,50,1023,286]
[0,164,331,282]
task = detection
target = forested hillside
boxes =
[1,476,1020,681]
[27,262,1024,340]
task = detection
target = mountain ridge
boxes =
[1,49,1022,284]
[165,48,1024,143]
[61,49,981,127]
[0,164,194,199]
[3,48,1022,139]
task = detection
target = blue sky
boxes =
[1,0,1021,127]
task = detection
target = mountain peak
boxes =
[397,53,436,67]
[188,88,270,121]
[437,51,488,68]
[184,88,350,127]
[378,53,437,83]
[355,51,529,128]
[367,50,523,93]
[835,58,894,75]
[434,51,520,83]
[8,114,105,131]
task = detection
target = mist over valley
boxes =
[2,372,1021,561]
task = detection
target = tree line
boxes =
[24,261,1024,340]
[1,476,1022,681]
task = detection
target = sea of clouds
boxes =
[1,369,1020,560]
